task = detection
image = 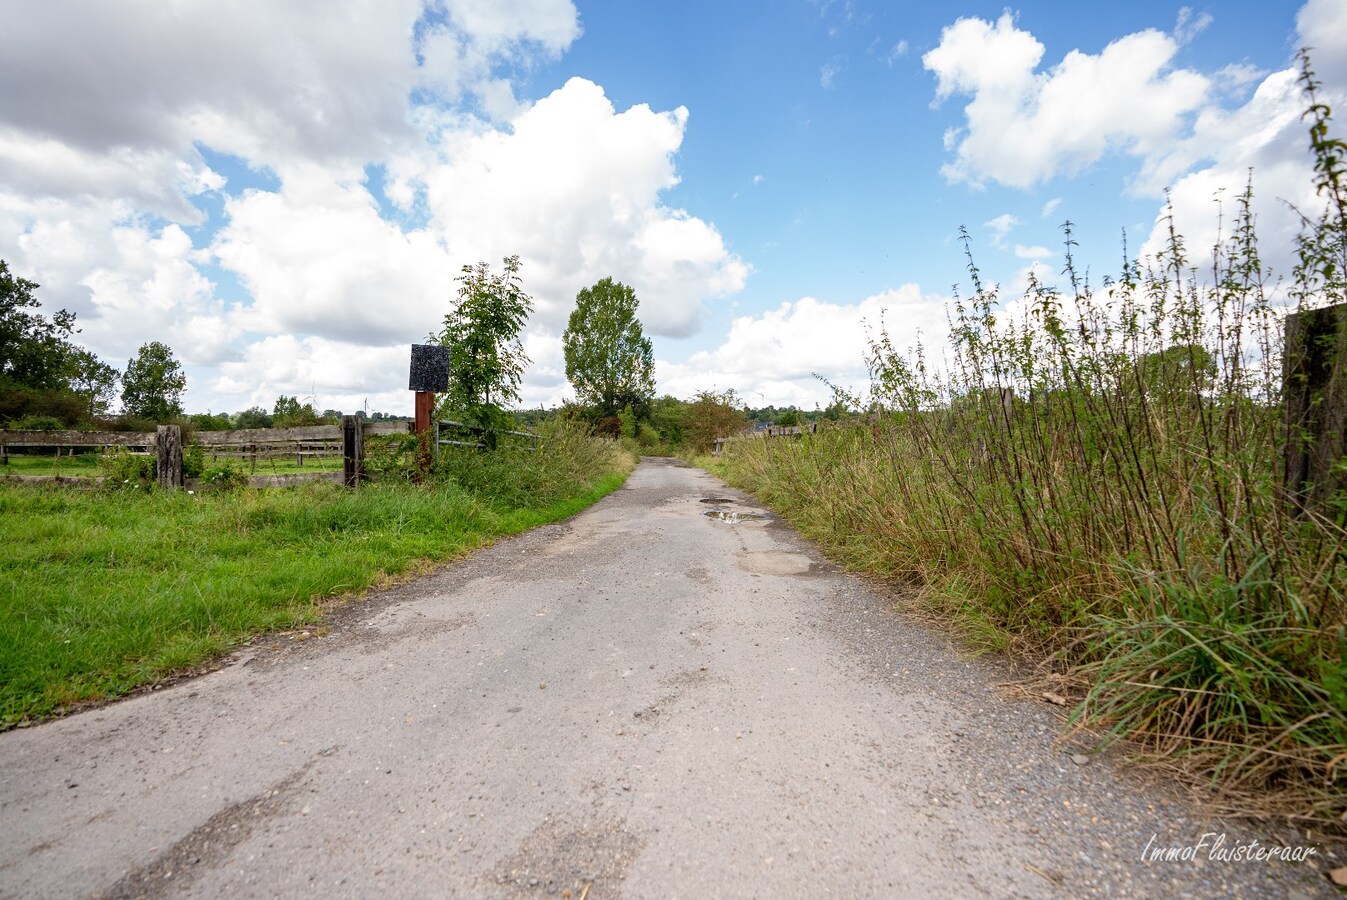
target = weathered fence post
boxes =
[155,425,183,489]
[342,416,364,488]
[1283,301,1347,516]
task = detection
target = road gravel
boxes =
[0,459,1337,898]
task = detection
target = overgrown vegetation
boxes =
[715,53,1347,828]
[0,418,631,727]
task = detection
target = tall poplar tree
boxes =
[563,277,655,416]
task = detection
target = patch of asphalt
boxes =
[97,749,337,900]
[488,815,645,899]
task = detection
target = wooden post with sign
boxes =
[409,344,451,476]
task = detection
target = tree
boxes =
[67,349,119,420]
[121,341,186,421]
[821,398,849,422]
[189,412,232,431]
[683,388,748,453]
[272,395,321,427]
[234,406,273,429]
[563,277,655,417]
[648,394,686,446]
[433,255,533,431]
[1134,344,1216,402]
[0,259,78,390]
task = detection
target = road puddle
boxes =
[703,509,765,524]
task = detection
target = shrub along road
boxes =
[0,459,1335,897]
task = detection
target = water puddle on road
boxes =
[700,498,736,504]
[703,509,765,524]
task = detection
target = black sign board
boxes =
[408,344,450,392]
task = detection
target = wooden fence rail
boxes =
[0,420,410,489]
[713,422,817,456]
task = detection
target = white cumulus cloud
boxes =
[658,286,950,408]
[924,12,1209,189]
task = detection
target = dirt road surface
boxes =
[0,460,1335,898]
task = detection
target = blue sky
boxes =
[0,0,1341,414]
[545,1,1306,352]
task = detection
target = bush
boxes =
[198,462,246,491]
[0,386,86,428]
[97,448,153,491]
[434,418,628,508]
[636,422,661,447]
[183,443,204,478]
[8,415,63,431]
[682,389,747,454]
[363,433,420,482]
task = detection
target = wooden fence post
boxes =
[155,425,183,489]
[343,416,364,487]
[1283,301,1347,516]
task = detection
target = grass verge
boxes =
[1,428,631,728]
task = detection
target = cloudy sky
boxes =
[2,0,1343,415]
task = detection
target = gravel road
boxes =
[0,459,1337,898]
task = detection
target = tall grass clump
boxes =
[719,54,1346,827]
[431,416,631,510]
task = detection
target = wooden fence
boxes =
[713,422,817,456]
[0,418,408,489]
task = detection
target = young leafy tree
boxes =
[121,341,186,422]
[433,255,533,432]
[67,348,120,420]
[0,259,78,390]
[563,277,655,418]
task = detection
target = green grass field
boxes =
[1,427,631,727]
[199,452,344,475]
[0,451,344,478]
[1,453,103,477]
